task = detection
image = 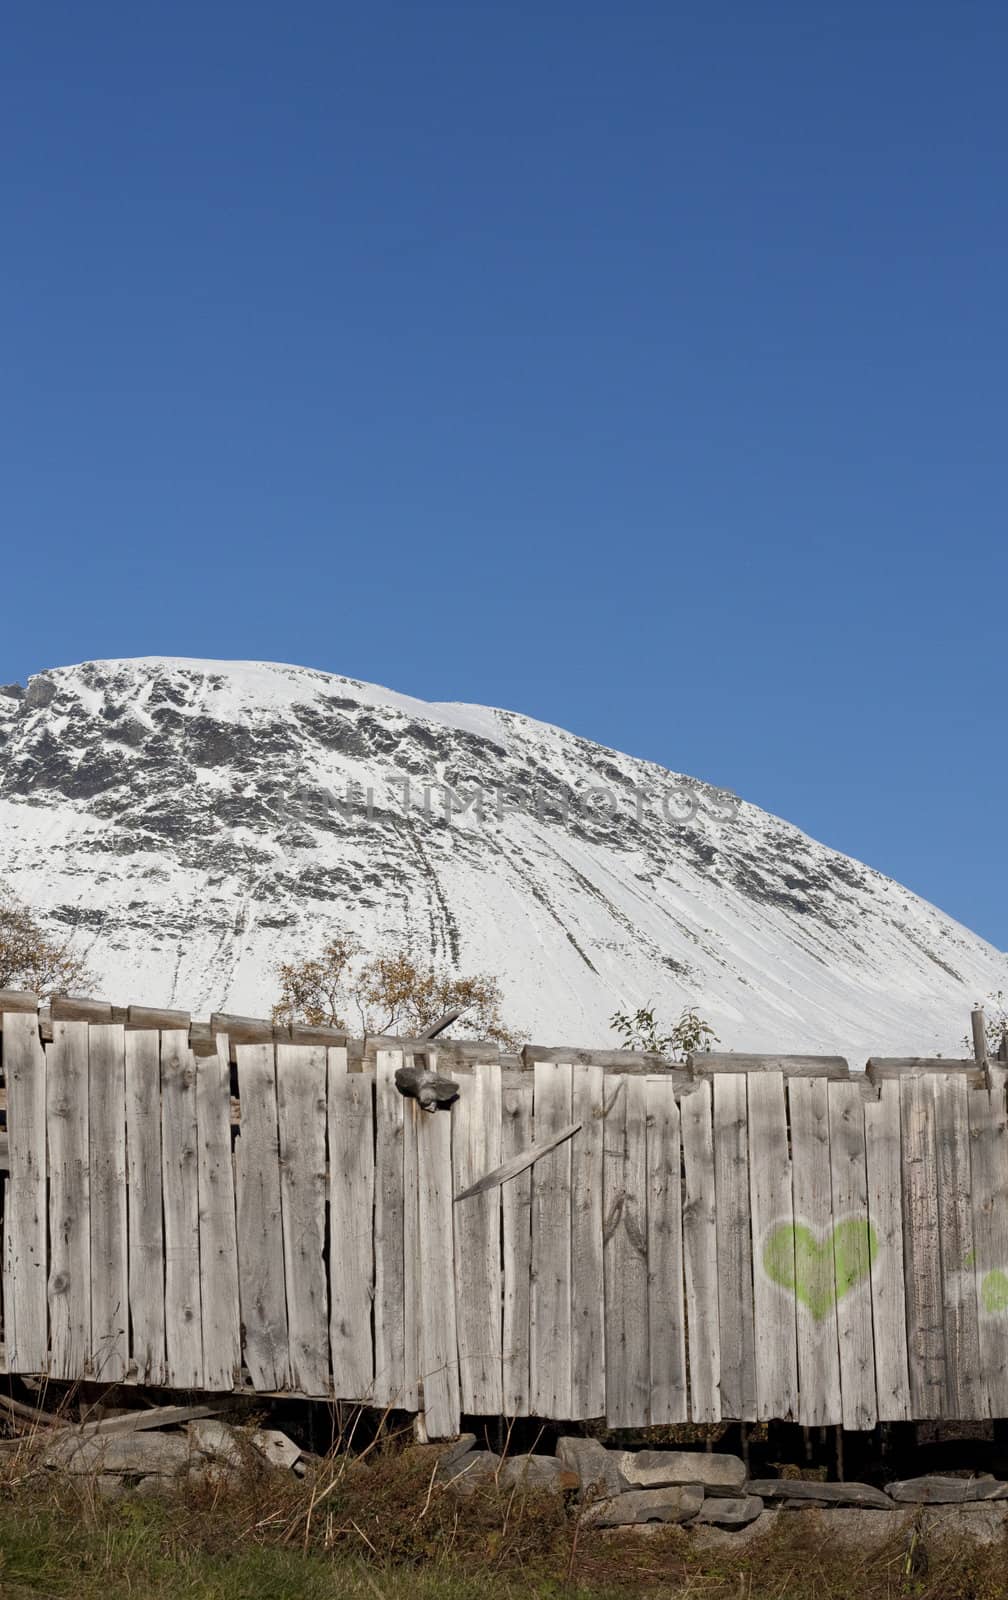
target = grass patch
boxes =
[0,1437,1007,1599]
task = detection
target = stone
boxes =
[498,1455,580,1493]
[921,1503,1008,1545]
[748,1478,894,1510]
[555,1436,624,1497]
[435,1450,501,1493]
[584,1485,705,1527]
[689,1509,781,1549]
[689,1495,764,1528]
[781,1509,910,1550]
[251,1428,302,1471]
[885,1474,1008,1504]
[42,1431,191,1476]
[188,1420,244,1468]
[620,1449,745,1493]
[435,1433,477,1473]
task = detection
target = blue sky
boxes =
[2,2,1005,949]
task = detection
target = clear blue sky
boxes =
[2,3,1005,949]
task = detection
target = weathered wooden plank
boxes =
[416,1107,460,1436]
[195,1037,241,1391]
[530,1061,574,1419]
[787,1077,841,1426]
[125,1005,191,1031]
[827,1080,877,1429]
[933,1073,984,1419]
[647,1075,687,1423]
[275,1044,329,1397]
[3,1177,14,1363]
[869,1058,982,1084]
[234,1042,290,1390]
[681,1079,721,1422]
[570,1063,605,1420]
[602,1074,650,1427]
[968,1087,1008,1418]
[50,996,112,1024]
[3,1011,48,1371]
[522,1043,686,1081]
[693,1053,849,1079]
[160,1030,203,1388]
[0,989,40,1014]
[900,1074,945,1418]
[712,1073,755,1422]
[47,1020,91,1378]
[124,1029,166,1384]
[452,1061,503,1414]
[454,1120,581,1199]
[501,1078,533,1415]
[328,1059,374,1400]
[748,1071,798,1421]
[372,1049,406,1407]
[88,1024,129,1383]
[864,1080,911,1421]
[402,1092,421,1415]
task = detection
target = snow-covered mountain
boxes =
[0,657,1003,1060]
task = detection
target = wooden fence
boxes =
[2,994,1008,1438]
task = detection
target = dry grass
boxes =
[1,1430,1008,1599]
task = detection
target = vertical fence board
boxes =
[373,1050,406,1407]
[402,1093,421,1415]
[452,1060,503,1414]
[47,1020,91,1378]
[416,1108,460,1436]
[933,1074,984,1420]
[900,1074,945,1418]
[571,1063,605,1420]
[196,1038,242,1391]
[160,1031,203,1388]
[681,1079,721,1422]
[787,1077,841,1427]
[88,1024,129,1383]
[713,1073,756,1422]
[531,1061,574,1418]
[276,1044,329,1396]
[828,1080,877,1429]
[749,1071,798,1421]
[234,1042,290,1390]
[3,1012,48,1372]
[864,1080,911,1421]
[328,1060,375,1399]
[603,1075,650,1427]
[124,1029,166,1384]
[501,1079,533,1415]
[968,1087,1008,1418]
[647,1076,687,1423]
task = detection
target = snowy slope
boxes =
[0,656,1003,1061]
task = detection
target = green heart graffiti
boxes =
[981,1269,1008,1314]
[763,1220,879,1321]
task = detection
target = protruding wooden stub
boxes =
[394,1064,460,1112]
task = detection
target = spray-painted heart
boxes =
[981,1269,1008,1314]
[763,1220,879,1321]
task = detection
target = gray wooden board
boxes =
[234,1042,290,1390]
[372,1049,406,1407]
[827,1080,877,1429]
[88,1024,129,1383]
[2,1177,14,1363]
[500,1078,533,1414]
[327,1056,375,1400]
[712,1073,755,1422]
[570,1062,605,1419]
[47,1020,91,1378]
[452,1060,503,1413]
[530,1061,574,1418]
[160,1031,203,1388]
[402,1089,420,1413]
[680,1079,721,1422]
[864,1080,911,1421]
[968,1087,1008,1418]
[932,1073,984,1419]
[602,1074,650,1427]
[788,1077,841,1426]
[3,1012,48,1371]
[748,1071,798,1421]
[416,1107,460,1436]
[647,1075,687,1423]
[195,1038,242,1390]
[276,1044,330,1396]
[124,1029,166,1384]
[899,1074,945,1418]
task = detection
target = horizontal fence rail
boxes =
[1,996,1007,1436]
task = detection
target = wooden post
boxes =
[972,1005,988,1066]
[1000,1027,1008,1066]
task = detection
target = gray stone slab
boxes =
[434,1450,501,1493]
[886,1474,1008,1504]
[498,1455,580,1492]
[921,1503,1008,1544]
[690,1495,764,1527]
[747,1479,894,1509]
[585,1485,705,1526]
[555,1436,625,1497]
[621,1449,745,1492]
